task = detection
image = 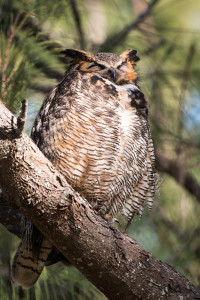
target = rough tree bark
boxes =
[0,100,200,300]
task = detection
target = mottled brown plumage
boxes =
[11,49,156,288]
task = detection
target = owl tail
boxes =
[11,223,53,288]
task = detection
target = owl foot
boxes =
[103,214,121,228]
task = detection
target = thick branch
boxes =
[0,101,199,300]
[156,150,200,204]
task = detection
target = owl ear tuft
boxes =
[120,50,140,65]
[60,49,94,63]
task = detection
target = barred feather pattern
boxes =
[31,71,155,218]
[11,66,156,288]
[11,222,52,288]
[122,126,156,220]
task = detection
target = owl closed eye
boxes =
[60,49,140,85]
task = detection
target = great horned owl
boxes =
[11,49,156,288]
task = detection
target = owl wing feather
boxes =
[11,74,79,288]
[11,223,53,288]
[11,68,156,287]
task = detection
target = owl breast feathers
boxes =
[31,49,156,221]
[11,49,156,288]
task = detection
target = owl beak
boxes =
[108,68,117,82]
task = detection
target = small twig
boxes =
[69,0,85,49]
[15,99,28,137]
[6,56,23,88]
[142,40,165,56]
[1,16,16,99]
[1,12,31,99]
[30,83,54,94]
[138,26,179,48]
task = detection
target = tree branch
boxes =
[99,0,160,52]
[0,100,199,300]
[29,82,54,94]
[69,0,85,49]
[156,150,200,204]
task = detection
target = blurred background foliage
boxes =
[0,0,200,298]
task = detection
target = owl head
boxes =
[61,49,140,85]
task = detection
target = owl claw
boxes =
[124,216,134,234]
[103,214,121,228]
[124,223,131,235]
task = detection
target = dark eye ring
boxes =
[87,63,105,70]
[117,64,123,70]
[98,64,106,70]
[87,63,97,69]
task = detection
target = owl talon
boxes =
[124,222,131,235]
[124,215,135,234]
[103,214,121,228]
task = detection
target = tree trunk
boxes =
[0,100,199,300]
